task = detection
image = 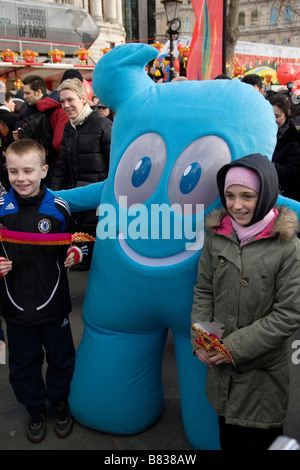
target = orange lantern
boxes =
[100,47,111,55]
[74,48,91,64]
[14,78,23,90]
[21,49,39,64]
[0,49,18,63]
[48,49,65,63]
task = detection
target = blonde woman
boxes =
[51,78,112,239]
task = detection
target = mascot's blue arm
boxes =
[49,187,300,219]
[277,195,300,219]
[49,181,105,212]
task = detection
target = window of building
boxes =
[122,0,139,42]
[251,9,258,25]
[284,7,292,22]
[185,18,189,32]
[238,12,245,27]
[270,7,278,24]
[148,0,156,42]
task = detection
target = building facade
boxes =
[32,0,126,61]
[238,0,300,47]
[155,0,195,41]
[155,0,300,48]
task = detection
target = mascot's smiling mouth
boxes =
[117,231,204,267]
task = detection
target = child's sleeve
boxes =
[191,238,214,352]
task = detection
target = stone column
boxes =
[116,0,123,25]
[106,0,117,23]
[89,0,103,20]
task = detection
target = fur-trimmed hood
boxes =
[205,205,299,243]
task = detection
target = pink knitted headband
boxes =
[224,166,261,194]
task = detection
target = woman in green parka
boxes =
[191,153,300,450]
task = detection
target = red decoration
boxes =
[292,79,300,96]
[21,49,39,64]
[83,79,93,101]
[264,73,273,85]
[48,49,65,63]
[0,49,18,62]
[150,42,164,53]
[14,78,23,90]
[100,47,111,55]
[178,46,190,69]
[232,65,246,78]
[74,48,91,64]
[276,63,295,85]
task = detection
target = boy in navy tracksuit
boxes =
[0,139,82,443]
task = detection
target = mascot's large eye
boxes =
[168,136,232,214]
[115,133,167,208]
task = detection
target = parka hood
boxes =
[217,154,279,225]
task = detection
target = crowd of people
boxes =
[0,67,300,449]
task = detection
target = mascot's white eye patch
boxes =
[115,133,167,208]
[168,135,232,214]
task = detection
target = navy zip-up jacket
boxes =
[0,185,76,325]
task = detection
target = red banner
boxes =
[187,0,225,80]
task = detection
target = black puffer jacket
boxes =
[51,109,112,190]
[272,119,300,201]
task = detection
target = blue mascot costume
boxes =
[56,44,300,450]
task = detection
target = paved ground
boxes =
[0,269,299,451]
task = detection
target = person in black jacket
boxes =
[51,78,112,241]
[12,75,58,187]
[0,91,18,189]
[13,75,47,125]
[0,139,83,443]
[266,92,300,201]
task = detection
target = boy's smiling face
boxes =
[6,151,48,198]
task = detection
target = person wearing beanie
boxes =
[60,69,83,83]
[191,154,300,450]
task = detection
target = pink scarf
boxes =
[231,209,278,246]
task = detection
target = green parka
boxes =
[191,205,300,429]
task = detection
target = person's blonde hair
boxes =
[57,78,88,100]
[6,139,46,166]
